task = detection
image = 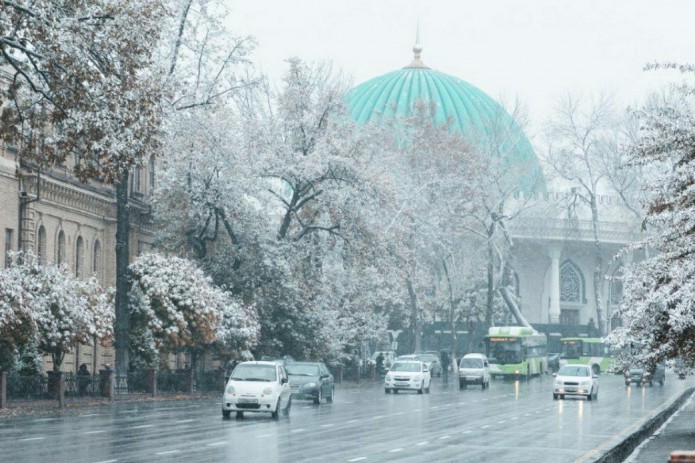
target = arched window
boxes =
[75,236,84,277]
[133,166,142,193]
[148,155,155,191]
[37,226,47,265]
[560,261,584,303]
[57,230,66,265]
[93,240,101,278]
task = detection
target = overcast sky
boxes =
[227,0,695,133]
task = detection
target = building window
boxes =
[133,166,142,193]
[37,226,47,265]
[75,236,84,277]
[560,261,584,303]
[57,230,66,265]
[560,309,580,325]
[4,228,13,268]
[93,240,101,278]
[609,266,624,330]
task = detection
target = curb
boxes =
[587,387,695,463]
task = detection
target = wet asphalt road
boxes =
[1,372,692,463]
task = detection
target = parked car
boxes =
[553,364,599,400]
[222,361,292,419]
[384,360,431,394]
[286,361,335,404]
[458,353,491,389]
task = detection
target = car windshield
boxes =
[230,364,277,381]
[390,362,421,372]
[461,358,483,368]
[286,364,320,376]
[558,366,590,377]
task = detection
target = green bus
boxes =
[485,326,548,379]
[559,338,611,375]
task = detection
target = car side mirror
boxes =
[281,377,288,384]
[552,373,557,377]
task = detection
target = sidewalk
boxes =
[626,390,695,463]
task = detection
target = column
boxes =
[548,246,562,324]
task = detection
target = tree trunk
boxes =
[590,197,605,337]
[115,172,131,374]
[441,258,458,366]
[485,229,495,330]
[406,278,422,352]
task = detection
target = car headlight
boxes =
[263,387,273,395]
[304,382,317,389]
[554,380,562,387]
[385,374,393,381]
[225,385,235,394]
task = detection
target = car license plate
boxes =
[395,382,408,387]
[238,398,258,404]
[565,387,577,392]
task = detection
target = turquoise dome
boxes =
[346,51,545,192]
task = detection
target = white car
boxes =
[553,364,599,400]
[222,361,292,419]
[458,353,491,389]
[384,360,431,394]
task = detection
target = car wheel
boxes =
[636,381,641,387]
[418,383,424,394]
[222,409,231,418]
[235,411,244,419]
[587,390,592,401]
[553,393,558,400]
[625,382,630,387]
[425,380,431,394]
[314,388,322,405]
[271,398,280,419]
[327,387,334,403]
[560,394,565,400]
[283,397,291,416]
[385,388,390,394]
[459,380,467,390]
[393,389,399,394]
[659,380,664,386]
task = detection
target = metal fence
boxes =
[6,373,49,400]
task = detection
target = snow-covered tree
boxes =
[128,253,258,370]
[608,65,695,376]
[0,253,113,372]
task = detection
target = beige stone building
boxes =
[0,138,156,374]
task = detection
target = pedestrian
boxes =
[440,350,450,378]
[77,363,91,396]
[587,318,596,337]
[375,352,384,377]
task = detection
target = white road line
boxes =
[84,430,106,435]
[80,414,99,417]
[175,419,195,423]
[206,442,226,447]
[347,458,366,462]
[155,450,180,455]
[439,435,450,440]
[256,434,273,438]
[458,402,466,405]
[462,430,472,434]
[392,412,405,416]
[430,406,439,410]
[131,425,153,429]
[33,418,56,422]
[510,416,519,420]
[497,420,506,424]
[416,441,429,446]
[93,460,118,463]
[347,419,359,424]
[290,429,305,433]
[372,415,384,419]
[19,437,45,441]
[389,448,403,453]
[320,424,335,428]
[481,425,491,429]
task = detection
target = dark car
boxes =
[286,361,334,404]
[624,367,648,386]
[260,355,295,366]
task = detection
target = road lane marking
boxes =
[80,414,99,417]
[462,430,472,434]
[290,429,305,433]
[511,416,519,420]
[132,425,153,429]
[155,450,180,455]
[347,419,358,423]
[84,430,106,435]
[497,420,506,424]
[207,442,226,446]
[348,458,366,462]
[256,434,273,438]
[389,448,403,453]
[33,418,56,422]
[320,424,335,428]
[481,425,491,429]
[175,419,195,423]
[93,460,118,463]
[392,412,405,416]
[19,437,45,441]
[416,441,429,446]
[439,435,450,440]
[458,402,466,405]
[372,415,384,419]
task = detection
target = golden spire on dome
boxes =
[405,20,428,69]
